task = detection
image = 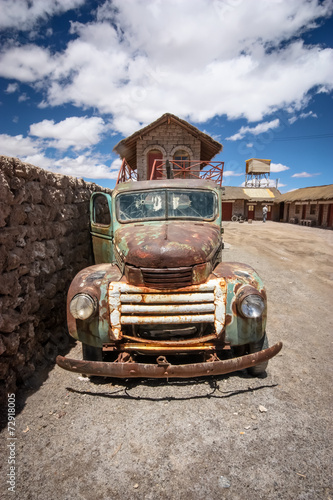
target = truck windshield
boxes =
[117,190,217,222]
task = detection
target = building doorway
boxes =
[279,202,285,221]
[247,205,255,220]
[318,204,324,226]
[266,205,272,220]
[328,204,333,228]
[302,204,307,219]
[222,202,233,221]
[148,150,163,179]
[286,203,290,222]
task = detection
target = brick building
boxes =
[113,113,222,181]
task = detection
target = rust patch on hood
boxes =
[115,222,221,268]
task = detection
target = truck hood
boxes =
[114,222,221,268]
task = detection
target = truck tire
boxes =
[82,343,103,362]
[247,333,269,376]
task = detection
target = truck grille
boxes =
[108,279,226,340]
[141,267,192,289]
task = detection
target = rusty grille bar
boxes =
[108,279,226,340]
[141,267,192,289]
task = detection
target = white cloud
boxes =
[0,0,85,30]
[0,1,332,135]
[226,119,280,141]
[288,110,318,124]
[300,111,318,119]
[288,116,298,125]
[292,171,321,178]
[5,83,19,93]
[0,45,57,82]
[29,116,107,150]
[0,133,40,156]
[22,153,54,170]
[51,155,120,179]
[224,170,244,177]
[270,162,290,173]
[18,93,29,102]
[0,131,119,180]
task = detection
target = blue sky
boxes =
[0,0,332,193]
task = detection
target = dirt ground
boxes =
[1,221,332,500]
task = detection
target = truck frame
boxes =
[56,174,282,378]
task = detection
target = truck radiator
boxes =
[141,267,192,289]
[108,279,226,340]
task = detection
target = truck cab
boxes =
[57,178,282,379]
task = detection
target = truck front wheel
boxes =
[232,333,269,376]
[247,333,269,376]
[82,343,103,362]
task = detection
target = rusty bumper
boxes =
[56,341,282,379]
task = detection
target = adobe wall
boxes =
[283,202,331,226]
[136,121,201,180]
[0,156,111,401]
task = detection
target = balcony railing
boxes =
[150,160,224,186]
[116,158,138,185]
[116,159,224,186]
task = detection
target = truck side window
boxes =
[93,194,111,225]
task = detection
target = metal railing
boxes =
[116,158,138,185]
[116,158,224,186]
[151,160,224,186]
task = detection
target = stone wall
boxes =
[0,156,111,401]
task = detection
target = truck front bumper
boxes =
[56,341,282,379]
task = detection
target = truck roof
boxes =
[113,178,222,196]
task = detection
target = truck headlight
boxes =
[239,294,265,318]
[69,293,97,320]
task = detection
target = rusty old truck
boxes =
[56,175,282,378]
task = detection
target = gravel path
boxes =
[1,221,332,500]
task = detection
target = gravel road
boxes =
[1,221,332,500]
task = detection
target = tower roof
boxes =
[113,113,222,170]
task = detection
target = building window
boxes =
[173,150,190,169]
[310,204,316,215]
[248,205,255,211]
[295,205,300,214]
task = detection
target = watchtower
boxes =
[245,158,271,187]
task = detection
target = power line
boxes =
[272,133,333,142]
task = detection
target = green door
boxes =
[90,192,113,264]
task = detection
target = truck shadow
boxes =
[65,375,278,402]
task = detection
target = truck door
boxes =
[90,192,113,264]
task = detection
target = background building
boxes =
[113,113,222,181]
[279,185,333,228]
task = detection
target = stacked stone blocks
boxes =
[0,156,111,400]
